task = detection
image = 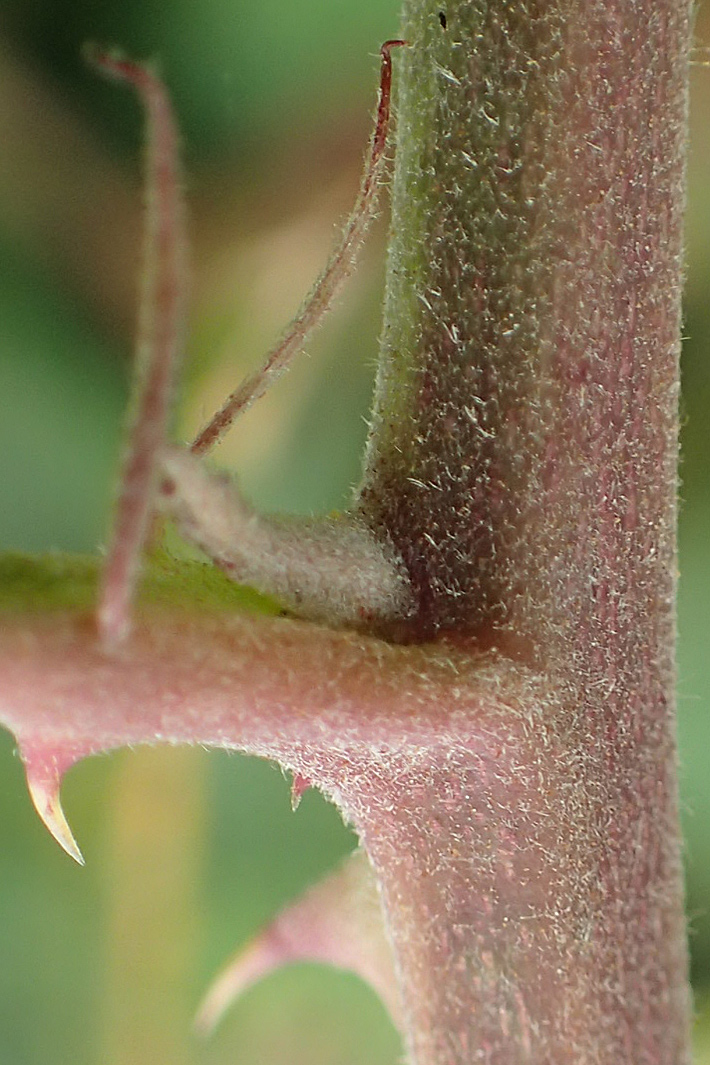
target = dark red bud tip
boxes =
[82,43,152,90]
[381,39,409,58]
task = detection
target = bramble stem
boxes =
[190,39,407,457]
[353,1,693,1059]
[90,50,187,647]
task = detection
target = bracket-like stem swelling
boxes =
[161,448,413,629]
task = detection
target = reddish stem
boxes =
[190,39,407,457]
[89,50,187,647]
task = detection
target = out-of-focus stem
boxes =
[92,51,187,648]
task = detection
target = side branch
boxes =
[189,39,408,456]
[89,50,187,648]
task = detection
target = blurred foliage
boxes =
[0,1,708,1062]
[1,0,399,157]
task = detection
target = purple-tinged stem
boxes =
[0,5,692,1060]
[92,50,187,647]
[351,0,693,1060]
[190,39,407,457]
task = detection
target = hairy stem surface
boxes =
[0,2,693,1062]
[348,0,693,1061]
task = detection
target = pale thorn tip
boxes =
[194,938,267,1035]
[194,849,403,1036]
[27,772,85,866]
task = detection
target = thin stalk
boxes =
[190,39,407,457]
[91,50,187,647]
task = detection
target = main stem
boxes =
[346,0,692,1061]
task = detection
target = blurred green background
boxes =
[0,2,708,1062]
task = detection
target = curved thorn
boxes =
[195,848,401,1036]
[290,772,312,811]
[195,928,285,1035]
[26,768,85,866]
